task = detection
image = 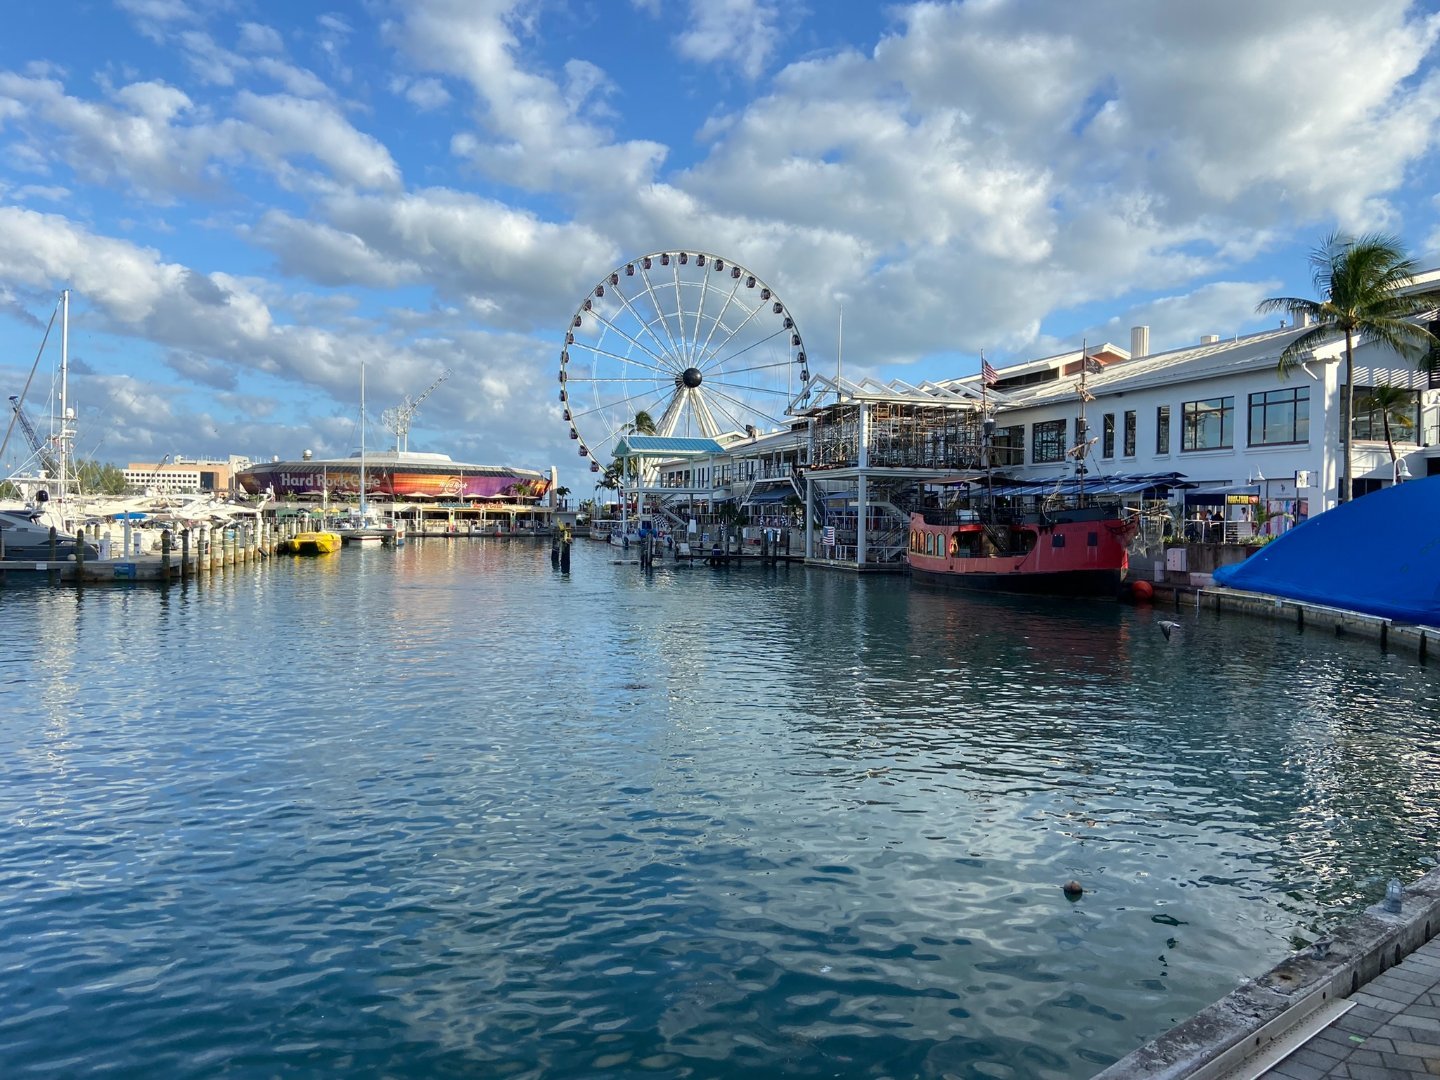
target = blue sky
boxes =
[2,0,1439,495]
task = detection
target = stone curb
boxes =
[1092,867,1440,1079]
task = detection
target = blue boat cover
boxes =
[1212,475,1440,627]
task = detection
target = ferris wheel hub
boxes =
[680,367,703,389]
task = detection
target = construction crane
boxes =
[9,395,59,477]
[381,368,451,454]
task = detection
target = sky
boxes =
[2,0,1439,497]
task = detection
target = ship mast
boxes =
[58,289,73,524]
[1075,340,1093,506]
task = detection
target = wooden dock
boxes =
[0,555,188,584]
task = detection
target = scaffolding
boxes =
[810,400,987,470]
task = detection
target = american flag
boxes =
[981,358,998,386]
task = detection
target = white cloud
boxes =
[253,187,615,328]
[250,57,332,99]
[238,22,285,55]
[395,76,451,111]
[0,73,400,199]
[393,0,668,192]
[117,0,200,42]
[235,92,403,191]
[0,72,224,200]
[674,0,783,82]
[648,0,1440,365]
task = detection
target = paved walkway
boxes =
[1264,935,1440,1079]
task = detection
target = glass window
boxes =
[1032,419,1067,463]
[992,425,1025,467]
[1248,387,1310,446]
[1156,405,1170,454]
[1181,397,1233,451]
[1101,414,1115,458]
[1123,411,1136,457]
[1346,386,1420,443]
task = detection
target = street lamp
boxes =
[1394,458,1412,484]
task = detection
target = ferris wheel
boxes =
[559,251,810,474]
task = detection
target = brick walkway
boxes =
[1266,935,1440,1078]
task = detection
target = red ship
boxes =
[907,502,1138,598]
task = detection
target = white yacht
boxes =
[0,505,98,561]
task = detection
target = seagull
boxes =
[1158,621,1181,641]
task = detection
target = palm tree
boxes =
[1355,384,1417,478]
[595,463,620,505]
[1257,232,1435,503]
[613,411,658,490]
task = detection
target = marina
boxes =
[2,539,1438,1079]
[5,7,1440,1077]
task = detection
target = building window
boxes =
[1345,386,1420,443]
[992,425,1025,467]
[1101,414,1115,458]
[1181,397,1233,451]
[1156,405,1170,454]
[1248,387,1310,446]
[1123,411,1136,457]
[1032,419,1067,463]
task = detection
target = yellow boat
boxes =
[278,530,342,555]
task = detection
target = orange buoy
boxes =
[1130,579,1154,602]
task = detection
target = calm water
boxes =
[2,539,1438,1079]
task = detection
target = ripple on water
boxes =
[0,544,1438,1077]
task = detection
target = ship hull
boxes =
[910,563,1125,597]
[907,510,1133,599]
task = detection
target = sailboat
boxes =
[336,363,395,546]
[1,289,100,561]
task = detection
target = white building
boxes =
[619,273,1440,567]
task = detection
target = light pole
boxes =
[1394,458,1412,484]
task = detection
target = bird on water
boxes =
[1158,621,1181,641]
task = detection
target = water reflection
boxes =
[0,541,1435,1079]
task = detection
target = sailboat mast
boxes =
[359,363,367,517]
[58,289,71,519]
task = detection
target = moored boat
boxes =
[907,502,1136,597]
[278,530,341,556]
[0,506,100,561]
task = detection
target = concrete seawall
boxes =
[1094,868,1440,1078]
[1147,584,1435,664]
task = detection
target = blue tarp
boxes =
[1213,475,1440,628]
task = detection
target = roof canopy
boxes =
[976,472,1190,498]
[613,435,726,458]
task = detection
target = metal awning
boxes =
[977,473,1191,498]
[744,487,795,504]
